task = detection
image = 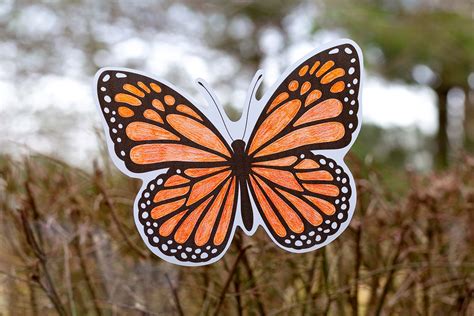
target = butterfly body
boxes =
[230,139,254,231]
[96,39,363,266]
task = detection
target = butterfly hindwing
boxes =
[96,69,233,174]
[137,166,238,265]
[248,152,352,251]
[247,42,361,158]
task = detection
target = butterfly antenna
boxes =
[197,81,234,142]
[242,71,263,139]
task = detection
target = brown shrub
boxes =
[0,153,472,315]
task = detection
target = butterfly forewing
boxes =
[247,43,361,159]
[96,70,233,173]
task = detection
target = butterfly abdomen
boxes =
[231,140,253,231]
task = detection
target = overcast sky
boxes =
[0,1,439,166]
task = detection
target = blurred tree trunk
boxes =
[318,1,474,169]
[435,86,450,168]
[464,88,474,152]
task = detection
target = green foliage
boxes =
[320,0,474,87]
[317,0,474,167]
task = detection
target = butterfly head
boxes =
[231,139,245,153]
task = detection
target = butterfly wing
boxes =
[96,69,232,174]
[248,152,352,251]
[137,166,238,265]
[96,69,239,265]
[246,41,361,159]
[246,40,362,251]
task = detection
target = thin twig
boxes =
[302,251,319,316]
[72,224,104,316]
[20,207,68,316]
[165,273,185,316]
[321,248,332,315]
[351,223,362,316]
[232,261,243,316]
[213,244,252,316]
[374,227,408,315]
[63,244,76,316]
[95,176,148,259]
[235,234,266,316]
[28,276,39,316]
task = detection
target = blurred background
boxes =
[0,0,473,315]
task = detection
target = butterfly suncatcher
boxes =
[95,39,362,266]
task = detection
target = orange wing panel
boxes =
[174,196,213,244]
[294,99,343,127]
[195,179,231,246]
[249,176,287,237]
[277,189,323,226]
[187,170,232,206]
[248,99,301,155]
[254,176,304,234]
[167,114,231,157]
[130,144,227,165]
[252,167,303,191]
[159,210,188,236]
[214,178,237,245]
[255,122,345,158]
[126,122,179,141]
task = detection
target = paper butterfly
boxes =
[95,39,363,266]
